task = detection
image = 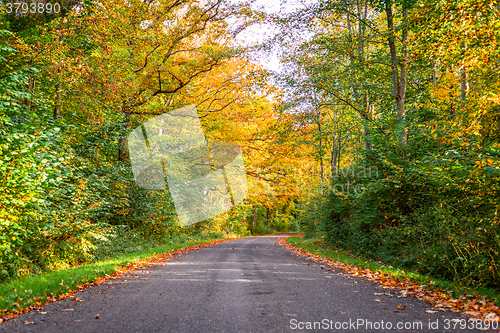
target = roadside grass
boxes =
[286,236,500,307]
[0,239,220,315]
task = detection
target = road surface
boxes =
[0,234,491,332]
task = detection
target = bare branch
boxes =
[134,44,161,73]
[152,58,222,96]
[198,98,238,118]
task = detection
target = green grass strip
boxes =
[286,236,500,306]
[0,239,216,314]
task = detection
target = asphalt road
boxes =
[0,234,494,332]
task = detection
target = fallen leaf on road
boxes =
[485,312,500,321]
[95,314,99,319]
[426,310,437,313]
[398,305,406,310]
[277,236,500,323]
[61,309,73,312]
[465,311,482,317]
[0,239,237,322]
[24,321,34,324]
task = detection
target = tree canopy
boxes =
[0,0,499,290]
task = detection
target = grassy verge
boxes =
[0,238,223,316]
[286,236,500,307]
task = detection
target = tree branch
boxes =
[134,44,161,73]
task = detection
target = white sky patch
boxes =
[231,0,315,72]
[140,20,153,29]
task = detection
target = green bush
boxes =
[318,146,500,289]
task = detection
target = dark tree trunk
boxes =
[54,79,61,118]
[266,207,271,228]
[252,206,258,234]
[118,113,130,161]
[331,134,337,179]
[385,1,408,144]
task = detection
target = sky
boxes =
[229,0,281,71]
[232,0,317,72]
[231,0,312,72]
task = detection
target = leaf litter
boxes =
[277,236,500,323]
[0,238,236,322]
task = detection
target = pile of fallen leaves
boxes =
[0,238,235,322]
[278,236,500,324]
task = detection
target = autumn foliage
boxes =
[272,0,500,289]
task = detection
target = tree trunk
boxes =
[385,1,407,144]
[357,0,367,57]
[331,134,337,179]
[364,126,372,151]
[54,79,61,118]
[363,95,372,151]
[337,135,342,172]
[432,61,438,87]
[460,67,468,103]
[449,84,456,118]
[316,109,324,190]
[118,113,130,161]
[266,207,271,228]
[348,1,372,151]
[118,137,128,161]
[460,42,468,103]
[252,206,258,234]
[360,2,371,151]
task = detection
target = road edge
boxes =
[0,238,237,323]
[277,235,500,325]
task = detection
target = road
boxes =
[0,234,492,332]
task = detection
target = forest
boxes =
[0,0,499,295]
